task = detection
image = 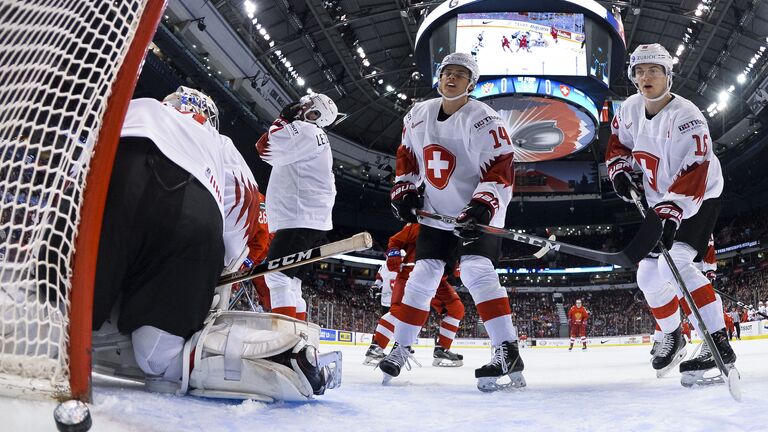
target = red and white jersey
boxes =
[395,98,514,231]
[374,264,397,307]
[696,234,717,273]
[256,118,336,231]
[121,98,227,221]
[221,145,262,268]
[606,93,723,219]
[568,305,589,324]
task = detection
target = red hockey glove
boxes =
[653,202,683,250]
[386,248,403,272]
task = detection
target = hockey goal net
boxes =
[0,0,166,401]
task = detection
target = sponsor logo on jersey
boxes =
[473,115,501,130]
[423,144,456,190]
[624,121,633,129]
[677,119,705,134]
[410,120,424,129]
[633,151,660,192]
[289,123,299,135]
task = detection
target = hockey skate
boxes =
[363,343,385,366]
[680,329,738,389]
[652,326,687,378]
[378,343,420,385]
[432,345,463,367]
[91,320,145,381]
[475,341,526,392]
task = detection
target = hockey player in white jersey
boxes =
[256,93,339,320]
[606,44,735,386]
[379,52,524,392]
[92,87,340,401]
[374,263,397,314]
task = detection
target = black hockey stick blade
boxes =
[416,210,661,267]
[217,232,373,286]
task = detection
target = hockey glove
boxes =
[705,270,716,284]
[386,248,403,272]
[454,198,494,241]
[608,160,640,203]
[280,102,303,122]
[390,182,422,223]
[653,202,682,250]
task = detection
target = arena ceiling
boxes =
[194,0,767,159]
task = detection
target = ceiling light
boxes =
[259,28,266,35]
[378,79,383,84]
[737,73,746,83]
[251,18,258,24]
[357,46,364,54]
[285,61,291,68]
[385,84,394,92]
[244,0,256,14]
[362,59,370,67]
[718,90,728,102]
[269,41,275,47]
[673,57,679,64]
[359,52,366,59]
[247,12,254,19]
[263,33,270,40]
[297,77,305,86]
[695,9,702,16]
[727,85,735,92]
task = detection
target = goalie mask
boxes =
[436,52,480,101]
[299,93,339,128]
[628,44,674,102]
[163,86,220,130]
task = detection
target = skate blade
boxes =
[432,358,463,368]
[188,388,275,402]
[726,366,743,402]
[680,369,726,388]
[476,372,526,393]
[655,348,687,378]
[382,373,395,386]
[363,357,382,366]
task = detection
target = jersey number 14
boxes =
[489,127,512,149]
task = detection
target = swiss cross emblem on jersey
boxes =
[423,144,456,190]
[633,151,660,192]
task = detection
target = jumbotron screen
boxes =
[455,12,587,77]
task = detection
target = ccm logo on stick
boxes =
[268,250,313,269]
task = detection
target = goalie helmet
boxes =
[436,52,480,100]
[299,93,338,128]
[627,44,674,99]
[163,86,220,130]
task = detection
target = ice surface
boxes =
[3,339,766,432]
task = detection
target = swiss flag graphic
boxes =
[423,144,456,190]
[559,84,571,97]
[633,150,660,192]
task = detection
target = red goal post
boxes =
[0,0,167,401]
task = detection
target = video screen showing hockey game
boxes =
[456,12,587,77]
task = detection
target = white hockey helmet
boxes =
[436,52,480,100]
[299,93,338,128]
[163,86,220,130]
[628,44,674,99]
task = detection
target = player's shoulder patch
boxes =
[672,97,708,135]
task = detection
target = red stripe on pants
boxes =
[680,283,717,316]
[476,297,511,321]
[392,302,430,327]
[272,306,296,318]
[650,297,679,320]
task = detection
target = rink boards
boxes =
[318,319,768,348]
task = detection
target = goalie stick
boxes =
[415,210,661,267]
[218,232,373,287]
[714,288,768,320]
[628,188,741,402]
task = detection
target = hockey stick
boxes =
[506,235,557,261]
[628,188,741,402]
[217,232,373,286]
[415,210,661,267]
[714,288,768,320]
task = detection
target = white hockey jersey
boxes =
[374,264,397,307]
[395,98,514,231]
[122,98,261,266]
[256,118,335,231]
[606,93,723,219]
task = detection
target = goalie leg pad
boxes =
[184,311,332,401]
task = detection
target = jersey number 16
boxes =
[693,133,709,156]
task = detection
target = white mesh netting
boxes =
[0,0,150,398]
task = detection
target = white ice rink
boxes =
[4,339,766,432]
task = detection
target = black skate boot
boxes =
[363,343,385,366]
[432,345,464,367]
[474,340,526,392]
[680,329,737,388]
[651,326,687,378]
[378,343,420,385]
